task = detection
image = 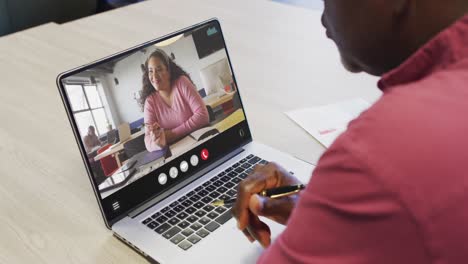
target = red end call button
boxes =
[200,149,209,160]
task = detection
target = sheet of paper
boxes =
[286,98,371,148]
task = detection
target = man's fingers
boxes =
[246,212,271,248]
[242,229,255,243]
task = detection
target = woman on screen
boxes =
[140,49,209,152]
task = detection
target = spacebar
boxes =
[215,211,233,225]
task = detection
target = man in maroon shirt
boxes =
[233,1,468,263]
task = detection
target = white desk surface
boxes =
[0,0,380,263]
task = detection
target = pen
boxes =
[211,184,306,207]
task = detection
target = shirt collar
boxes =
[378,14,468,92]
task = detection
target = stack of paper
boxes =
[286,98,371,148]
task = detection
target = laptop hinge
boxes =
[127,146,245,218]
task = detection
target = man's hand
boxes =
[232,162,301,248]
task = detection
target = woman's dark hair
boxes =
[139,49,193,109]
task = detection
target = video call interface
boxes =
[62,22,245,199]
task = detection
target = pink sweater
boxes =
[143,76,209,152]
[258,15,468,264]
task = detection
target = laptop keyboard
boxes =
[141,154,267,251]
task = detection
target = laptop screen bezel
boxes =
[56,18,253,227]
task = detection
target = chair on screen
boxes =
[97,144,119,177]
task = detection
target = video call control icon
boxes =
[169,167,178,179]
[201,148,209,161]
[158,173,168,185]
[180,161,189,173]
[190,155,199,166]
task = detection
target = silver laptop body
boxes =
[57,19,314,264]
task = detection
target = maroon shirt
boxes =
[259,14,468,264]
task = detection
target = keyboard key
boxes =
[151,212,161,219]
[189,195,201,203]
[196,229,210,238]
[155,223,171,234]
[190,222,203,231]
[181,228,194,237]
[217,186,228,193]
[224,182,235,189]
[161,207,170,213]
[232,162,240,168]
[178,221,190,229]
[182,200,193,207]
[197,190,209,197]
[173,205,185,212]
[143,218,152,225]
[231,177,242,184]
[185,207,196,214]
[238,173,248,179]
[220,176,231,182]
[241,163,251,169]
[227,189,237,196]
[205,221,220,232]
[168,218,180,225]
[202,181,211,187]
[147,221,158,229]
[178,196,187,202]
[207,212,219,219]
[259,159,268,165]
[203,204,215,212]
[215,210,233,225]
[187,191,195,197]
[240,158,247,163]
[165,210,177,218]
[219,171,226,176]
[234,167,244,173]
[248,157,261,164]
[193,202,205,209]
[187,235,201,244]
[208,191,221,199]
[228,172,238,177]
[246,154,254,159]
[215,207,227,214]
[195,186,203,192]
[225,167,233,173]
[212,175,220,181]
[176,212,189,220]
[170,234,185,244]
[199,217,210,225]
[178,240,192,251]
[170,201,178,207]
[218,194,230,201]
[156,216,168,224]
[246,168,254,174]
[212,180,223,187]
[195,210,207,217]
[201,197,212,204]
[186,215,199,223]
[205,185,216,192]
[163,226,181,239]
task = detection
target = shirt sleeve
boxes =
[257,137,428,264]
[143,96,163,152]
[171,76,209,138]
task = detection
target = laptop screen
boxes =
[57,19,251,224]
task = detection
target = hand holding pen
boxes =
[231,162,305,248]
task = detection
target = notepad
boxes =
[286,98,371,148]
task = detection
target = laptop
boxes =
[57,18,314,263]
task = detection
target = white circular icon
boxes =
[180,161,189,173]
[190,155,199,166]
[158,173,168,185]
[169,167,178,179]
